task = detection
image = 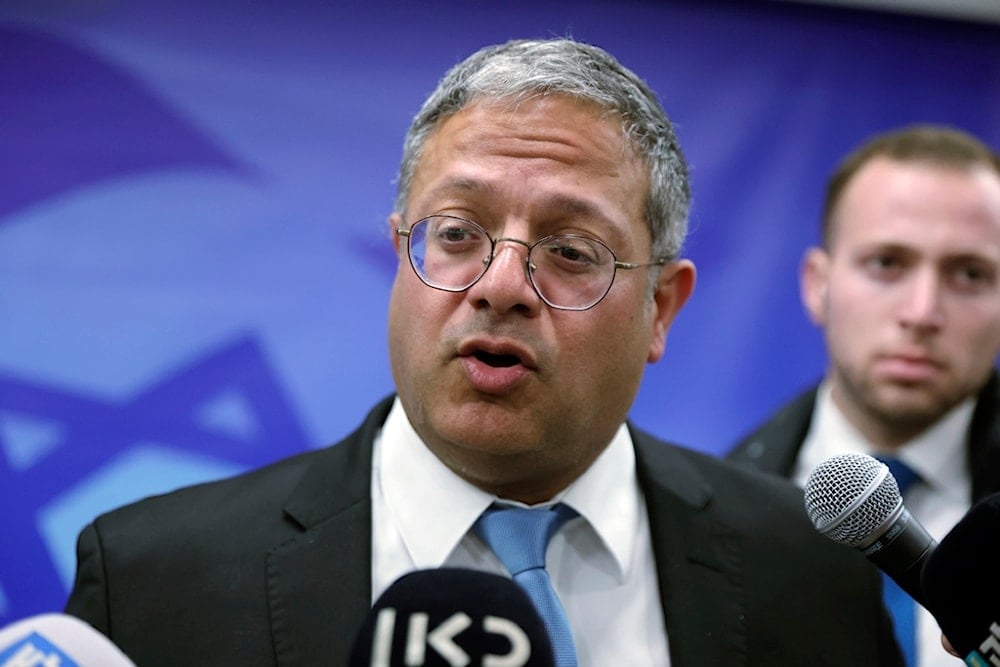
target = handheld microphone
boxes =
[347,568,555,667]
[921,492,1000,666]
[803,452,936,606]
[0,613,136,666]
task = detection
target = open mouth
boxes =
[474,350,521,368]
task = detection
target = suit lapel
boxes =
[266,397,393,666]
[728,388,817,475]
[633,430,748,667]
[260,401,762,665]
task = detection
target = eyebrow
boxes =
[417,177,493,205]
[862,241,1000,265]
[420,177,618,226]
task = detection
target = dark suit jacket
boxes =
[65,395,903,666]
[727,373,1000,504]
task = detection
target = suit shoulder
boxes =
[636,431,828,541]
[88,397,391,534]
[724,387,819,477]
[90,446,329,537]
[671,440,807,504]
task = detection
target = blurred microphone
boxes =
[803,452,936,607]
[0,613,135,666]
[921,492,1000,666]
[348,568,555,667]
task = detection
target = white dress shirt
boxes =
[371,397,670,665]
[793,382,972,667]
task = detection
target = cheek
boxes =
[389,273,462,367]
[392,269,444,321]
[956,315,1000,365]
[583,308,653,387]
[825,283,883,329]
[822,295,877,357]
[388,277,433,370]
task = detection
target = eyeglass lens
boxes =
[406,215,617,310]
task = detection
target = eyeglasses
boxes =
[396,215,668,311]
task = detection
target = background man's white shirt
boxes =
[794,382,971,667]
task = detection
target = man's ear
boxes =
[389,213,404,255]
[801,247,830,326]
[648,259,696,363]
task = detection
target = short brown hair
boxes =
[821,125,1000,247]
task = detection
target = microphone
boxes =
[347,568,555,667]
[0,613,136,666]
[921,492,1000,665]
[803,452,936,606]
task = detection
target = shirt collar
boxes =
[798,381,972,504]
[561,420,640,582]
[378,399,493,569]
[898,398,972,504]
[378,397,639,580]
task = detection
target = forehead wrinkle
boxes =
[491,132,627,173]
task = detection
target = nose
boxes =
[465,238,543,315]
[899,270,944,332]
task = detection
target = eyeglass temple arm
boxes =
[615,258,669,270]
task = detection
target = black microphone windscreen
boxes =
[921,492,1000,662]
[348,568,555,667]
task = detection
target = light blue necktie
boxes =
[474,503,579,667]
[878,456,922,667]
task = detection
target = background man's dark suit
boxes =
[64,396,901,666]
[728,373,1000,503]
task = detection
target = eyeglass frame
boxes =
[395,214,669,311]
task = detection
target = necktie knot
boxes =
[876,456,921,495]
[474,504,577,575]
[473,503,580,666]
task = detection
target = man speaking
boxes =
[64,38,904,665]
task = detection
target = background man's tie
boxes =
[878,456,922,667]
[474,503,579,667]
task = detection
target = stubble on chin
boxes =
[857,375,962,434]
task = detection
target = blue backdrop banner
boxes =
[1,0,998,625]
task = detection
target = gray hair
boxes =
[394,38,691,261]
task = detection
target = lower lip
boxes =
[876,357,940,382]
[460,356,531,394]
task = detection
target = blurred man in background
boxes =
[729,124,1000,667]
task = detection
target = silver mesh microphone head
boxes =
[803,453,903,548]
